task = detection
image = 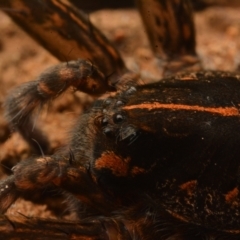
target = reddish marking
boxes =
[166,210,189,223]
[59,68,75,81]
[179,180,197,196]
[15,179,36,190]
[123,103,240,116]
[225,229,240,234]
[225,187,239,203]
[38,82,55,96]
[183,24,191,40]
[52,177,62,187]
[36,157,51,163]
[131,166,146,176]
[178,76,197,81]
[95,152,146,177]
[95,151,130,177]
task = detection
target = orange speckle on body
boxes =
[179,76,197,81]
[225,187,239,203]
[179,180,197,196]
[131,166,146,176]
[166,210,189,223]
[225,229,240,234]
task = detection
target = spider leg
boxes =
[0,0,126,77]
[1,0,140,152]
[0,153,115,215]
[70,0,240,11]
[0,169,198,239]
[0,176,19,213]
[136,0,202,75]
[4,59,115,152]
[0,152,137,238]
[0,214,132,240]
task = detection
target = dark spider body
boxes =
[72,71,240,233]
[0,0,240,239]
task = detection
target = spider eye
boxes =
[103,98,112,107]
[103,126,114,137]
[101,117,108,126]
[113,113,124,124]
[125,86,137,95]
[116,100,124,107]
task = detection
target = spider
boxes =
[0,0,240,239]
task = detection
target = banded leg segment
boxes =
[0,153,115,215]
[137,0,201,75]
[4,60,113,152]
[0,0,126,77]
[0,214,132,240]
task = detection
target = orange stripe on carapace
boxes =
[123,103,240,117]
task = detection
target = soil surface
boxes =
[0,6,240,219]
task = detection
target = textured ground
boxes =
[0,6,240,218]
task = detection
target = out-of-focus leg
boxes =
[136,0,202,75]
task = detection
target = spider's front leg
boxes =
[4,59,122,153]
[0,154,67,213]
[0,214,111,240]
[0,152,132,239]
[0,213,132,239]
[1,99,125,214]
[0,151,113,214]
